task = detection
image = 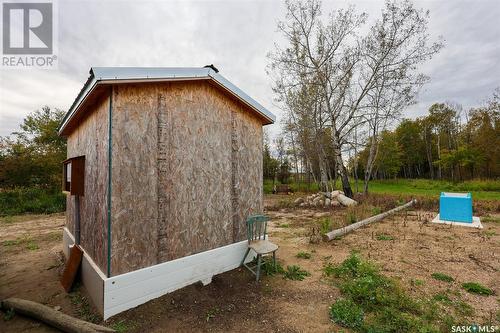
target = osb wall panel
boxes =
[109,80,264,275]
[158,81,233,262]
[110,84,159,276]
[232,106,264,242]
[66,96,109,273]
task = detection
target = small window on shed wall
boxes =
[62,156,85,196]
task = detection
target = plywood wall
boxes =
[109,80,264,275]
[66,96,109,274]
[110,84,159,276]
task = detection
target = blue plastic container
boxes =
[439,192,473,223]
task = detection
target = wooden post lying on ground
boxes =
[0,298,114,333]
[323,199,417,241]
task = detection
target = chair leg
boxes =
[256,254,262,282]
[240,247,250,267]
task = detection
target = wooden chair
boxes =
[240,215,278,282]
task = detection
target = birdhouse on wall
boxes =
[63,156,85,196]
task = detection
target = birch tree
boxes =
[269,0,443,197]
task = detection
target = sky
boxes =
[1,0,499,138]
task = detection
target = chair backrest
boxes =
[246,215,269,242]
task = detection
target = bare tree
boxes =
[269,0,443,197]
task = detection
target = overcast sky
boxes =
[1,0,499,138]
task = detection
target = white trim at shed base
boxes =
[63,227,255,320]
[431,214,483,229]
[62,227,106,314]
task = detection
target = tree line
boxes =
[0,106,66,190]
[352,93,500,186]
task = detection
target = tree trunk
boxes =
[334,146,353,198]
[323,199,416,241]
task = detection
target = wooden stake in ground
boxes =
[0,298,114,333]
[323,199,417,241]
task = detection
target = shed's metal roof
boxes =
[58,67,275,135]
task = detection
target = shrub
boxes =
[329,298,364,328]
[431,272,454,283]
[461,282,493,296]
[283,265,310,281]
[0,187,65,216]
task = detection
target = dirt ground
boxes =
[1,195,499,332]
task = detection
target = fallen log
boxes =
[323,199,417,241]
[0,298,114,333]
[336,193,357,206]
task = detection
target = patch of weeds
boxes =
[69,292,99,323]
[2,239,20,247]
[454,300,474,317]
[371,207,382,215]
[329,298,364,329]
[376,234,394,241]
[433,292,452,304]
[283,265,310,281]
[483,230,496,237]
[26,240,39,251]
[261,258,285,276]
[461,282,493,296]
[3,308,15,321]
[431,272,454,283]
[277,223,290,228]
[318,217,332,235]
[411,279,425,287]
[0,216,14,224]
[112,320,136,333]
[323,262,336,277]
[482,215,500,223]
[205,307,220,321]
[277,199,294,208]
[296,251,311,259]
[326,253,443,332]
[346,211,357,225]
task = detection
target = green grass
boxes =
[318,217,332,235]
[0,187,66,216]
[329,298,364,329]
[431,272,455,283]
[326,253,451,332]
[264,178,500,200]
[366,179,500,201]
[296,251,312,259]
[376,234,395,241]
[461,282,493,296]
[433,292,452,304]
[111,320,136,333]
[283,265,311,281]
[411,279,425,287]
[3,234,39,251]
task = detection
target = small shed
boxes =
[58,66,275,319]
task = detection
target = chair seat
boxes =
[249,240,278,254]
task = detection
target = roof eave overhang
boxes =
[58,69,275,136]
